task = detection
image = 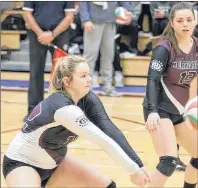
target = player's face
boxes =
[171,9,196,37]
[70,62,92,97]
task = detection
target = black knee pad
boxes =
[190,158,198,169]
[156,156,178,177]
[107,180,116,188]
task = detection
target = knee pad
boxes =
[107,180,116,188]
[190,158,198,169]
[156,156,178,177]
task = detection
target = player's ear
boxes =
[170,20,174,28]
[62,77,70,87]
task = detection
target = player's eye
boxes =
[81,74,86,78]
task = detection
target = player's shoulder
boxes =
[78,91,101,108]
[155,38,172,52]
[79,91,97,101]
[48,92,74,110]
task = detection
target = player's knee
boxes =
[190,158,198,169]
[156,156,178,177]
[107,180,116,188]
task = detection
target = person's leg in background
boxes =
[152,19,161,36]
[100,23,119,96]
[92,54,100,88]
[94,43,124,88]
[129,21,139,55]
[159,18,168,35]
[113,43,124,87]
[138,5,144,32]
[83,24,104,89]
[138,3,152,33]
[27,30,48,118]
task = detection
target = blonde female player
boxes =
[3,56,150,188]
[143,2,198,188]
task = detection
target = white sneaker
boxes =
[114,71,124,87]
[91,71,100,88]
[102,86,121,97]
[120,51,137,58]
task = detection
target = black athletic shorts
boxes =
[143,107,184,125]
[3,155,57,188]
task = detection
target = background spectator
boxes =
[79,2,132,96]
[150,2,176,36]
[23,2,75,121]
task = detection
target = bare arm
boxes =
[53,11,74,37]
[23,10,43,37]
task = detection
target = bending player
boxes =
[3,56,150,188]
[143,2,198,188]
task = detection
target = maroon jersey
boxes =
[143,37,198,115]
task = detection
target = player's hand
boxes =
[141,167,150,181]
[145,112,160,132]
[130,168,150,187]
[38,31,55,45]
[84,21,94,32]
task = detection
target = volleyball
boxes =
[115,7,128,24]
[184,96,198,130]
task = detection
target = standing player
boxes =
[143,2,198,188]
[3,56,150,188]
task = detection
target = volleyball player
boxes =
[143,2,198,188]
[3,56,150,188]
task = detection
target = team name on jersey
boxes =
[172,61,198,69]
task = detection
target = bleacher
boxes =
[1,2,159,88]
[1,1,26,51]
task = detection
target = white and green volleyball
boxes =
[184,96,198,130]
[115,7,128,25]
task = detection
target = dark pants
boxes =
[138,4,153,32]
[95,44,122,72]
[28,30,69,114]
[152,18,168,36]
[194,25,198,38]
[117,21,139,49]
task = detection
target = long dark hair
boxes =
[162,2,195,52]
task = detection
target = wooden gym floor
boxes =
[1,72,191,188]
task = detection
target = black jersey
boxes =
[143,37,198,115]
[5,91,143,169]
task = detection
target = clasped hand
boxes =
[38,31,55,45]
[130,167,150,187]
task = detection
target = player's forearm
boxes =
[98,119,144,167]
[54,105,141,175]
[23,11,43,37]
[146,78,159,113]
[189,77,198,99]
[53,12,74,37]
[146,46,170,113]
